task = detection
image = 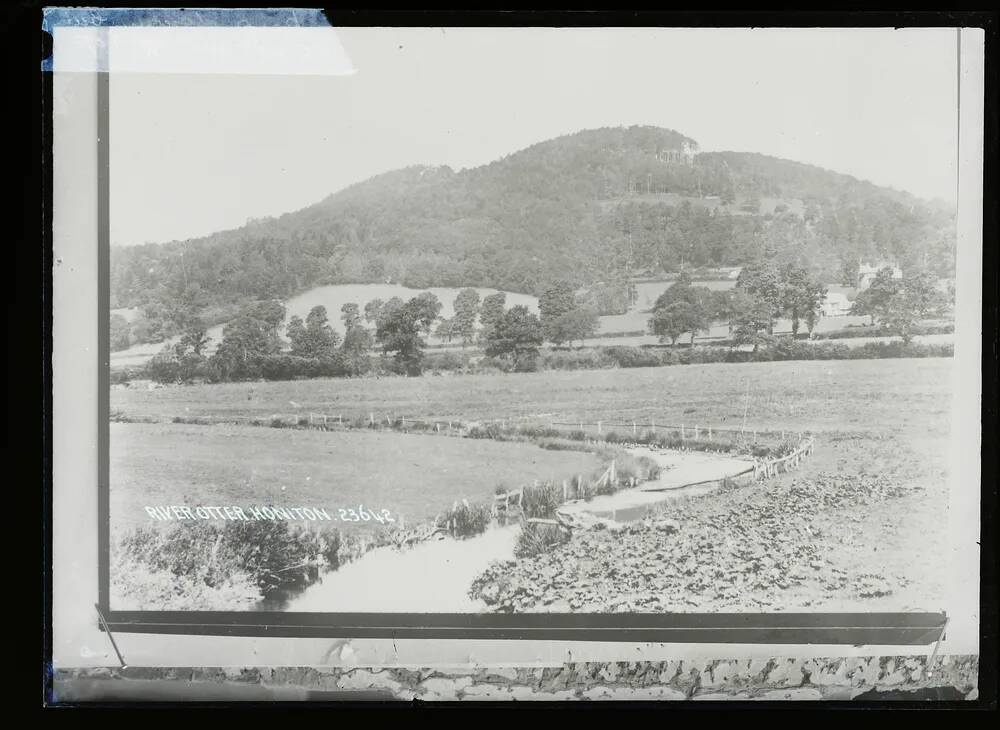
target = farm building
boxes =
[820,291,852,317]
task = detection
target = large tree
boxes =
[411,291,443,336]
[340,302,362,331]
[879,271,945,344]
[780,264,827,336]
[374,296,432,375]
[363,298,385,325]
[211,307,283,379]
[736,260,784,334]
[178,319,211,356]
[851,267,899,326]
[731,296,776,352]
[554,307,600,348]
[483,305,544,371]
[648,273,713,345]
[711,288,757,339]
[287,305,341,359]
[340,322,372,376]
[478,291,507,345]
[539,280,578,346]
[452,288,481,348]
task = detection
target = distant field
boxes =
[112,357,954,439]
[110,424,600,531]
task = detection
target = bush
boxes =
[514,521,570,558]
[517,424,562,440]
[437,500,493,538]
[115,519,342,600]
[541,349,614,371]
[466,422,505,440]
[814,322,954,340]
[475,356,513,374]
[423,351,470,373]
[521,482,564,519]
[602,346,671,368]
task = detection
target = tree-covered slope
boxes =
[111,125,955,339]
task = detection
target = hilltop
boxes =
[110,125,956,340]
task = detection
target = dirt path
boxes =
[284,525,520,613]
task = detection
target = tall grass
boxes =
[437,500,494,538]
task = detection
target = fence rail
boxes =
[751,436,816,480]
[130,409,802,446]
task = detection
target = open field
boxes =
[112,357,954,439]
[110,424,601,532]
[111,356,957,613]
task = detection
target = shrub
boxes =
[521,482,564,519]
[437,500,493,538]
[466,422,505,440]
[514,522,570,558]
[602,346,670,368]
[517,424,562,440]
[115,519,341,600]
[423,351,470,373]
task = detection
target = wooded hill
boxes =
[110,125,956,338]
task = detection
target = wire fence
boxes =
[122,409,804,446]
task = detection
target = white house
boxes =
[820,292,852,317]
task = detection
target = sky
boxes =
[109,27,960,247]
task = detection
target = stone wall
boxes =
[52,654,979,702]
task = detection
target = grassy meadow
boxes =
[110,423,601,531]
[112,357,954,439]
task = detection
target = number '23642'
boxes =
[338,506,395,524]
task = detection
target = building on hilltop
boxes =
[655,140,698,165]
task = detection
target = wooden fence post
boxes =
[708,426,712,440]
[694,425,700,439]
[632,421,637,436]
[370,412,374,426]
[597,420,602,435]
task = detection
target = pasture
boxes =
[112,357,954,439]
[110,424,601,531]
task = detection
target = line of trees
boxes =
[849,267,947,343]
[648,262,828,350]
[139,260,948,384]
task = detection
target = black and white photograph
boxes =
[89,24,980,625]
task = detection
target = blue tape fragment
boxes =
[41,7,331,71]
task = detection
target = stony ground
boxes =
[54,655,980,701]
[469,432,949,613]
